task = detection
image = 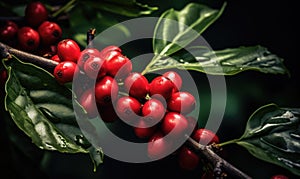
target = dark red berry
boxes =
[147,131,171,159]
[53,61,77,84]
[0,21,18,42]
[141,98,165,126]
[201,172,214,179]
[18,27,40,51]
[163,71,182,92]
[192,129,219,145]
[79,88,98,118]
[83,55,107,79]
[95,76,118,106]
[51,54,61,63]
[78,48,101,69]
[0,69,7,87]
[270,175,289,179]
[167,91,196,114]
[149,76,175,100]
[116,96,141,122]
[178,146,199,170]
[161,112,188,138]
[38,21,62,46]
[124,72,149,99]
[25,1,48,27]
[106,55,132,78]
[57,39,81,62]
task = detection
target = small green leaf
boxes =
[85,0,158,17]
[3,57,103,169]
[145,46,288,75]
[221,104,300,176]
[153,3,226,56]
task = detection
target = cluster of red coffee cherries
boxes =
[51,41,221,171]
[0,1,62,56]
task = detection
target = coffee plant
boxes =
[0,0,298,178]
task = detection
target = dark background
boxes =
[1,0,299,178]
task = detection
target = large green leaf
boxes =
[221,104,300,176]
[85,0,158,17]
[144,46,288,75]
[153,3,226,56]
[3,57,103,169]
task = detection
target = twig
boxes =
[87,28,96,47]
[186,135,252,179]
[0,42,58,72]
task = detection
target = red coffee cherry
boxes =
[83,55,107,79]
[163,71,182,92]
[57,39,81,62]
[17,27,40,51]
[178,146,199,170]
[124,72,149,99]
[134,121,157,139]
[53,61,77,84]
[192,129,219,145]
[98,102,118,122]
[0,21,18,42]
[78,48,101,70]
[116,96,141,122]
[38,21,62,46]
[161,112,188,138]
[149,76,175,100]
[95,76,118,106]
[79,88,97,118]
[51,54,61,63]
[147,131,171,159]
[141,98,166,126]
[0,69,7,86]
[25,1,48,27]
[167,91,196,114]
[99,45,121,57]
[106,55,132,78]
[270,175,289,179]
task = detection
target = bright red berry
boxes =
[106,55,132,78]
[116,96,141,122]
[134,123,157,139]
[163,71,182,92]
[178,146,199,170]
[149,76,175,101]
[147,131,171,159]
[95,76,118,106]
[38,21,62,46]
[270,175,289,179]
[100,45,121,57]
[53,61,77,84]
[79,88,98,118]
[124,72,149,99]
[17,27,40,51]
[161,112,188,138]
[0,21,18,42]
[167,91,196,114]
[25,1,48,27]
[57,39,81,62]
[192,129,219,145]
[78,48,101,70]
[83,55,107,79]
[51,54,61,63]
[141,99,166,126]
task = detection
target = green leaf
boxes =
[144,46,288,75]
[153,3,226,56]
[222,104,300,176]
[85,0,158,17]
[3,57,103,169]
